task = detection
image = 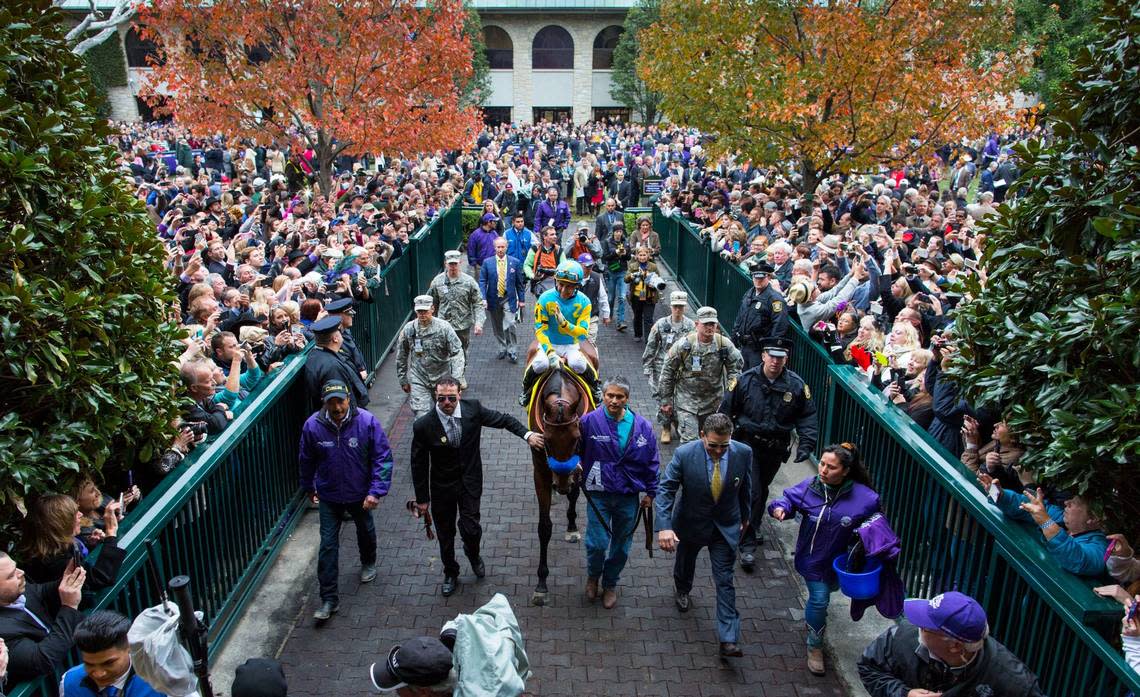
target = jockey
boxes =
[520,259,599,406]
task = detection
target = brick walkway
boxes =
[277,267,846,696]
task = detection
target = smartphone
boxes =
[988,483,1001,503]
[71,543,84,568]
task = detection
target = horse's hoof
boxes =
[564,531,581,543]
[531,592,547,606]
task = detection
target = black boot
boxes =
[519,364,539,407]
[581,366,601,408]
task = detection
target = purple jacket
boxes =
[467,228,500,268]
[769,476,880,583]
[298,406,393,504]
[850,513,905,621]
[534,199,571,232]
[579,407,659,497]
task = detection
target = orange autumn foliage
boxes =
[138,0,481,193]
[640,0,1029,197]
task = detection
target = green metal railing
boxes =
[650,207,1140,697]
[5,205,460,697]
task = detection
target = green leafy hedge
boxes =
[950,0,1140,532]
[0,0,183,542]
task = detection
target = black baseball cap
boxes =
[369,637,453,692]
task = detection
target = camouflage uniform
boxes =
[428,271,485,354]
[643,315,696,427]
[657,331,743,442]
[395,317,466,417]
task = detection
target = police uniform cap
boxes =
[696,306,718,323]
[762,336,793,358]
[325,298,353,314]
[669,291,689,307]
[751,261,774,277]
[444,250,462,264]
[311,315,343,334]
[413,294,434,311]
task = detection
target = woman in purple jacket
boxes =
[769,443,880,676]
[578,376,660,609]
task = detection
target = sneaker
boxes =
[360,563,377,583]
[617,324,627,333]
[660,428,672,444]
[313,600,338,621]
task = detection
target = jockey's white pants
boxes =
[530,343,589,374]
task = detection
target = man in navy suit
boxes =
[479,237,527,363]
[656,413,752,658]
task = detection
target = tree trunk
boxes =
[315,130,335,199]
[799,159,821,217]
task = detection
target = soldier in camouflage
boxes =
[643,291,696,444]
[657,306,744,444]
[396,295,466,418]
[429,250,485,356]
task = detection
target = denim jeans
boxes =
[804,579,835,648]
[318,499,377,604]
[604,272,626,324]
[584,491,639,589]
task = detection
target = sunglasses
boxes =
[705,441,730,451]
[436,395,458,403]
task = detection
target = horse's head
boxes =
[540,372,582,495]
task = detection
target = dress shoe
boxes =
[472,558,486,579]
[313,600,338,621]
[660,428,672,444]
[617,323,627,333]
[585,577,599,602]
[441,576,458,597]
[602,588,618,609]
[633,336,641,343]
[807,647,826,675]
[719,642,743,658]
[508,353,519,364]
[360,563,377,583]
[496,350,508,360]
[740,553,756,573]
[675,591,691,612]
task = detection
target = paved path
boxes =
[277,262,846,696]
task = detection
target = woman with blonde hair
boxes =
[844,316,885,365]
[18,493,126,592]
[884,321,921,372]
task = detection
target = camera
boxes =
[578,231,587,242]
[184,421,209,437]
[645,272,667,292]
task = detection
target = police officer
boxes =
[732,262,789,370]
[657,307,744,443]
[325,297,367,380]
[576,253,610,344]
[717,336,817,571]
[643,292,696,444]
[303,315,370,408]
[428,250,485,355]
[396,295,466,418]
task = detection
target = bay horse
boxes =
[525,341,598,606]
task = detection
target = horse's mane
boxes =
[542,367,564,400]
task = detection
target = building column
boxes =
[571,23,592,124]
[510,21,534,124]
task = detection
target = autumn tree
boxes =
[139,0,482,195]
[640,0,1028,205]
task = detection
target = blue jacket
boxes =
[769,476,881,583]
[656,439,752,547]
[61,666,165,697]
[992,489,1108,577]
[504,226,534,261]
[298,406,393,504]
[579,407,660,497]
[479,254,527,313]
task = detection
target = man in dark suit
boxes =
[594,198,622,243]
[0,552,86,683]
[656,413,752,658]
[479,237,527,364]
[411,376,543,597]
[608,170,634,210]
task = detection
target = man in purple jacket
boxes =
[534,186,571,236]
[466,214,501,283]
[299,379,394,622]
[579,376,660,609]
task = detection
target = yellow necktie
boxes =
[710,457,723,502]
[497,256,506,296]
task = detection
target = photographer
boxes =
[624,247,663,342]
[924,332,971,457]
[601,225,632,332]
[564,221,601,261]
[884,348,935,429]
[523,226,563,299]
[211,331,266,402]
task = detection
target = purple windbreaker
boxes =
[466,228,500,269]
[579,407,660,497]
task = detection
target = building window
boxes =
[593,107,631,123]
[125,26,161,68]
[483,26,513,70]
[532,26,573,70]
[592,26,623,70]
[482,107,512,126]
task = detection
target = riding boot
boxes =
[581,366,601,408]
[519,363,540,407]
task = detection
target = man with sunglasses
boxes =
[410,376,543,597]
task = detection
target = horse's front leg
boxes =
[565,482,581,543]
[533,458,553,606]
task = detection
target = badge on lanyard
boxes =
[441,285,449,294]
[691,355,701,371]
[755,302,762,310]
[414,338,424,354]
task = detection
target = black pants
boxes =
[431,489,482,577]
[739,442,790,555]
[629,297,655,338]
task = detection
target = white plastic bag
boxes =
[127,601,200,697]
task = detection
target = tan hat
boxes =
[786,280,813,305]
[669,291,689,306]
[413,294,434,311]
[444,250,462,264]
[816,234,841,255]
[696,306,718,323]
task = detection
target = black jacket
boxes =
[304,346,369,408]
[0,581,85,683]
[410,398,527,502]
[22,542,126,594]
[857,624,1046,697]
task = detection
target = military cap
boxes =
[669,291,689,306]
[413,294,434,311]
[696,306,718,323]
[444,250,462,264]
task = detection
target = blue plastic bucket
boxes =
[833,553,883,600]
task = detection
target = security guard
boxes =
[717,336,817,571]
[396,295,466,418]
[428,250,485,355]
[325,297,368,379]
[657,306,743,443]
[731,261,789,370]
[303,315,370,409]
[643,291,696,444]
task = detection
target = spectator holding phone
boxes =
[71,476,141,550]
[0,553,86,683]
[17,495,125,593]
[961,416,1028,491]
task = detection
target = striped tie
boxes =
[497,256,507,297]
